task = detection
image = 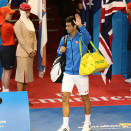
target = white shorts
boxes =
[62,73,89,95]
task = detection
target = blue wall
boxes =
[93,4,131,78]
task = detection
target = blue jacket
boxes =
[57,25,91,75]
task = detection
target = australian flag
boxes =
[81,0,101,52]
[99,0,126,84]
[81,0,101,38]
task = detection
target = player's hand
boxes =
[29,51,36,58]
[60,46,66,53]
[73,14,82,27]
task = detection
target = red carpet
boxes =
[0,75,131,109]
[26,74,131,108]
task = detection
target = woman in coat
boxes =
[14,3,37,91]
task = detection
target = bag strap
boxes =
[90,41,98,52]
[79,36,83,57]
[79,34,98,57]
[64,35,68,47]
[79,34,88,57]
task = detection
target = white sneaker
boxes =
[57,126,70,131]
[125,78,131,84]
[82,123,91,131]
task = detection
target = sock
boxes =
[84,114,91,125]
[62,117,69,128]
[2,89,9,92]
[2,86,5,90]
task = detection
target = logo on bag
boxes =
[95,60,105,64]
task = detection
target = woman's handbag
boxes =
[50,35,68,83]
[79,38,109,75]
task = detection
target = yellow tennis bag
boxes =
[79,38,109,75]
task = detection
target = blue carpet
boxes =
[30,105,131,131]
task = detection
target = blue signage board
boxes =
[0,91,30,131]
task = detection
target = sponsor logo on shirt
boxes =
[75,41,79,44]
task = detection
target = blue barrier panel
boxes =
[93,0,130,77]
[126,50,131,78]
[0,91,30,131]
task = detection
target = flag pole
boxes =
[8,0,12,4]
[123,0,127,9]
[8,0,12,7]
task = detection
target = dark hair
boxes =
[65,16,75,26]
